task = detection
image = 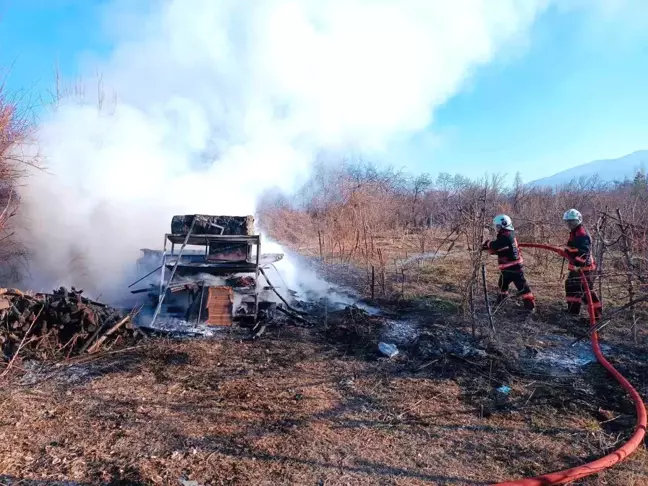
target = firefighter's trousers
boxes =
[497,266,535,310]
[565,270,602,318]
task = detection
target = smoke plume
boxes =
[17,0,550,302]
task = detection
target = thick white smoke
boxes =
[17,0,551,302]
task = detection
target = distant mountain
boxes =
[529,150,648,188]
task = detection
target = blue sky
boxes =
[1,0,647,184]
[0,0,112,102]
[389,4,648,183]
[411,4,648,183]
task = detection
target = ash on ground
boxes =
[521,334,612,375]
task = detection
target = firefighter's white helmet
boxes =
[563,209,583,230]
[493,214,514,231]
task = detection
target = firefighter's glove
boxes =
[481,241,490,251]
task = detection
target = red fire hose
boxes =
[491,243,647,485]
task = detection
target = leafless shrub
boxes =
[0,81,40,282]
[258,159,648,340]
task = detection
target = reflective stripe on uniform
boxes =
[568,263,596,271]
[499,258,523,270]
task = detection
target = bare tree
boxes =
[0,81,41,281]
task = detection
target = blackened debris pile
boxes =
[0,287,141,361]
[324,305,384,352]
[170,215,255,236]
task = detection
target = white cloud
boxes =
[18,0,552,301]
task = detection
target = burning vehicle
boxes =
[131,215,291,333]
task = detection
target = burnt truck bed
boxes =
[138,252,283,273]
[141,214,285,329]
[168,262,259,276]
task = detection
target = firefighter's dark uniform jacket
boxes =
[483,229,534,309]
[485,229,523,270]
[564,224,602,317]
[565,224,596,271]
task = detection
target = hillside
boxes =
[530,150,648,188]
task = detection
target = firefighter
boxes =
[482,214,536,311]
[563,209,602,319]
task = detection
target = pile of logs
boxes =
[0,287,141,361]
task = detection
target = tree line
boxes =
[258,160,648,340]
